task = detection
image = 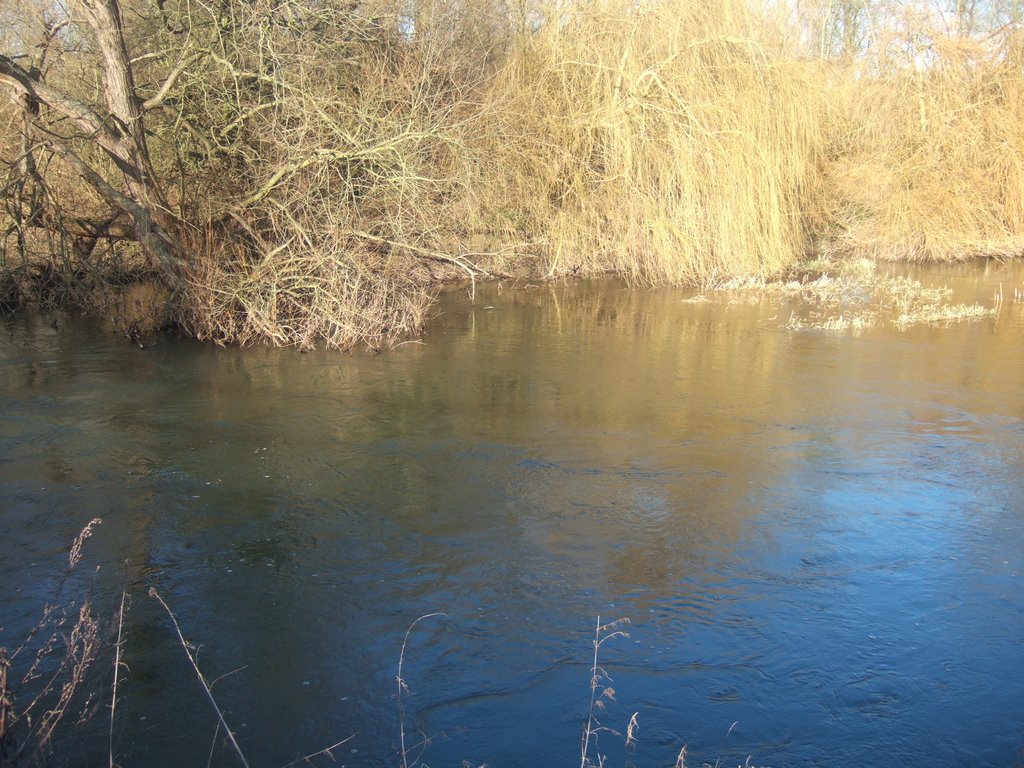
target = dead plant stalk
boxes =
[580,616,632,768]
[149,587,251,768]
[397,612,446,768]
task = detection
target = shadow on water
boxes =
[1,261,1023,767]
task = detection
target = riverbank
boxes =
[3,0,1024,348]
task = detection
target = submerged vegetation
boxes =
[2,0,1023,347]
[713,258,998,330]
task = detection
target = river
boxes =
[1,262,1022,767]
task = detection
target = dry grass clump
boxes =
[893,302,995,326]
[1,520,102,764]
[822,23,1024,261]
[471,0,828,284]
[784,312,877,331]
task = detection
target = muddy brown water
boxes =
[2,262,1023,767]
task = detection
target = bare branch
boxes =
[0,53,118,155]
[278,733,359,768]
[142,51,203,112]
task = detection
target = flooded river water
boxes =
[2,262,1023,767]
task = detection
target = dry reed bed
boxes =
[821,34,1024,262]
[470,0,827,283]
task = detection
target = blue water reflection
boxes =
[1,264,1022,767]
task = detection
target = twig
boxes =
[278,733,358,768]
[209,666,249,688]
[109,590,129,768]
[206,721,221,768]
[0,649,10,745]
[625,712,639,752]
[149,588,250,768]
[397,612,446,768]
[349,229,504,281]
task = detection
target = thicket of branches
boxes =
[2,0,1023,347]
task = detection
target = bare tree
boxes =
[0,0,185,285]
